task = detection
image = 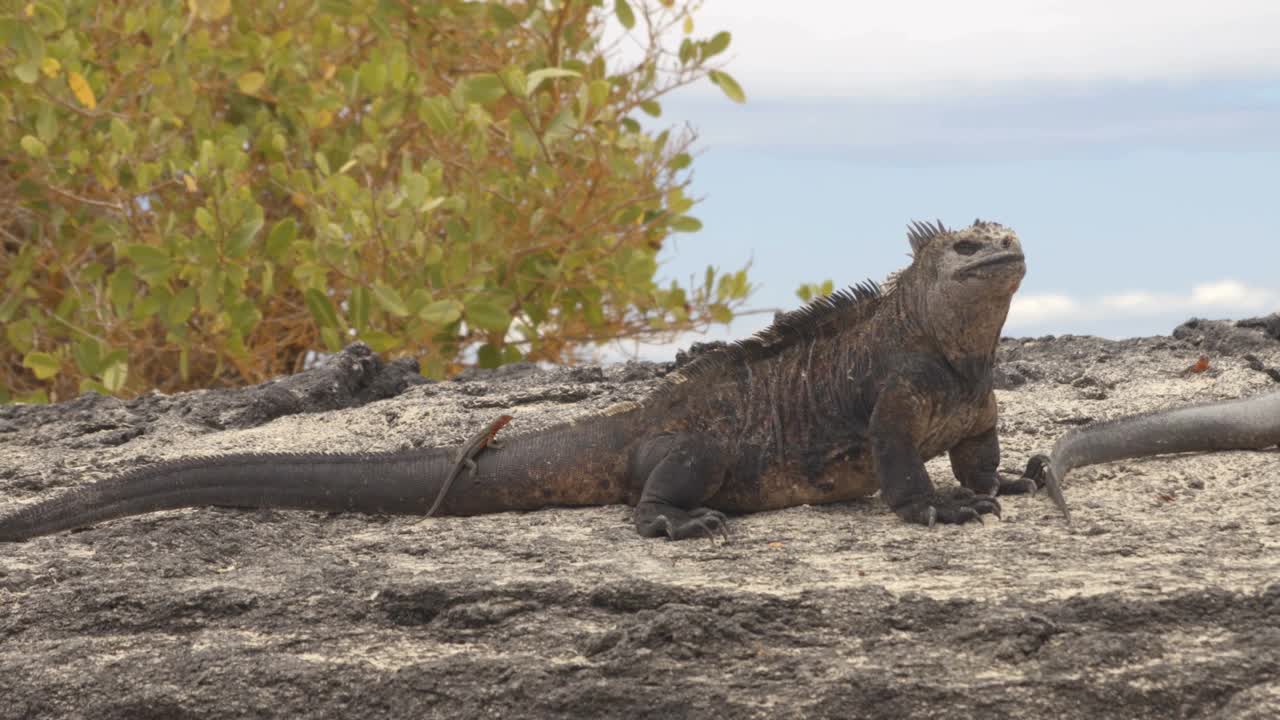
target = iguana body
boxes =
[1022,390,1280,522]
[0,220,1029,542]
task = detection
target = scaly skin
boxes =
[0,219,1033,542]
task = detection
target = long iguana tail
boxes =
[1024,390,1280,523]
[0,451,442,542]
[0,414,635,542]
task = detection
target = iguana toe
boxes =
[894,489,999,526]
[997,475,1039,496]
[635,504,731,542]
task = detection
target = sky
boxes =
[605,0,1280,360]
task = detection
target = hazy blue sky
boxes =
[606,1,1280,359]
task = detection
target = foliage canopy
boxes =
[0,0,750,402]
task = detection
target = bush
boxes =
[0,0,750,402]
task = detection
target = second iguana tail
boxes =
[1022,390,1280,523]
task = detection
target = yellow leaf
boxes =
[188,0,231,21]
[683,14,693,34]
[183,174,198,192]
[41,58,61,78]
[20,135,47,158]
[311,109,333,129]
[24,3,34,16]
[68,71,96,109]
[323,63,337,80]
[237,71,266,95]
[290,192,307,208]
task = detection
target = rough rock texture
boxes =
[1,334,1278,720]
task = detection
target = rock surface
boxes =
[1,332,1278,719]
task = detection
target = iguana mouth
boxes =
[958,252,1025,277]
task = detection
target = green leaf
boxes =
[30,1,67,33]
[404,172,428,208]
[20,135,47,158]
[108,267,135,315]
[266,217,297,258]
[2,20,44,64]
[418,96,455,134]
[704,31,731,58]
[358,61,387,95]
[227,211,264,257]
[358,330,403,353]
[372,283,409,317]
[319,326,341,351]
[464,296,511,333]
[349,286,370,330]
[708,70,746,103]
[101,361,128,393]
[5,318,34,353]
[124,244,171,273]
[489,3,518,29]
[168,286,197,326]
[36,103,57,144]
[195,207,216,233]
[670,215,703,232]
[72,339,101,376]
[109,117,135,152]
[419,299,462,325]
[588,79,609,108]
[13,60,40,84]
[678,38,695,65]
[614,0,636,30]
[476,343,501,369]
[478,340,501,363]
[639,100,661,117]
[23,351,60,380]
[463,74,506,105]
[304,288,340,329]
[525,67,581,96]
[237,71,266,95]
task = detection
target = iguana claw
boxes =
[896,489,999,527]
[1021,454,1072,524]
[634,504,731,542]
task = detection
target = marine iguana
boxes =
[0,219,1033,543]
[1020,389,1280,523]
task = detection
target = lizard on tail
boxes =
[427,414,512,517]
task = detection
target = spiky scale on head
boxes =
[905,219,1023,282]
[907,219,950,256]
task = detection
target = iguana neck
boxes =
[900,275,1012,378]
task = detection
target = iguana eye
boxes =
[953,240,981,256]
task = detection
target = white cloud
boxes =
[1007,280,1279,330]
[1008,293,1081,324]
[628,1,1280,99]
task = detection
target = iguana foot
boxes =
[997,472,1040,496]
[634,503,730,542]
[893,487,1000,527]
[1016,454,1072,522]
[999,454,1049,495]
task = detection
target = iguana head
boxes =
[902,219,1025,358]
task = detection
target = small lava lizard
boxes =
[425,414,513,517]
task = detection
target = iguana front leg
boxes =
[873,384,999,526]
[948,425,1014,516]
[631,432,730,541]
